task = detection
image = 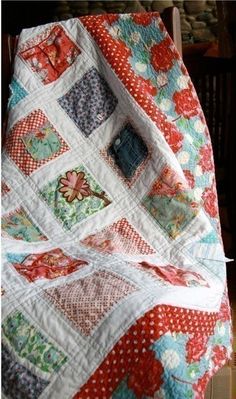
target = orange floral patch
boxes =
[12,249,88,282]
[20,25,80,84]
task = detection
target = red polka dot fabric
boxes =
[73,301,228,399]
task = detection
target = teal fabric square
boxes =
[142,192,198,239]
[2,208,47,242]
[22,122,61,161]
[8,78,28,109]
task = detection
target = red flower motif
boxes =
[163,121,183,153]
[35,129,46,139]
[193,371,210,395]
[186,334,208,363]
[173,87,199,119]
[132,13,153,26]
[198,144,214,172]
[150,37,176,72]
[212,345,227,366]
[128,350,164,398]
[105,14,119,24]
[149,166,186,197]
[139,76,157,96]
[183,170,195,189]
[202,185,218,218]
[59,170,92,203]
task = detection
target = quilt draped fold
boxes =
[1,12,232,399]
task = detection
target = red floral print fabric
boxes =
[20,25,80,84]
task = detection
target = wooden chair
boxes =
[162,6,182,56]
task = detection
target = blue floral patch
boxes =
[8,78,28,109]
[108,123,148,179]
[1,344,49,399]
[58,67,118,137]
[2,208,47,242]
[6,252,28,264]
[142,192,198,239]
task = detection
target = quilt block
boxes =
[5,109,69,175]
[7,249,88,282]
[44,270,137,336]
[20,25,80,84]
[81,217,155,255]
[58,67,118,137]
[2,310,67,374]
[108,122,148,179]
[142,166,199,239]
[2,208,47,242]
[40,166,111,230]
[2,344,49,399]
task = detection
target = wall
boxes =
[53,0,218,44]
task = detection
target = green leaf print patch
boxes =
[2,310,67,375]
[40,165,111,230]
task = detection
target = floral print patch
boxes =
[142,166,199,239]
[202,183,218,218]
[107,123,148,179]
[58,67,118,137]
[5,109,69,175]
[2,344,49,399]
[73,295,231,399]
[44,270,137,336]
[2,310,67,374]
[2,208,47,242]
[173,86,199,119]
[136,262,209,288]
[81,217,155,255]
[150,36,179,73]
[20,25,80,84]
[40,165,111,230]
[8,248,88,282]
[198,143,214,173]
[8,77,28,109]
[22,122,62,161]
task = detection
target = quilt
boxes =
[1,12,232,399]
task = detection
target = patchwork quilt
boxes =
[1,12,232,399]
